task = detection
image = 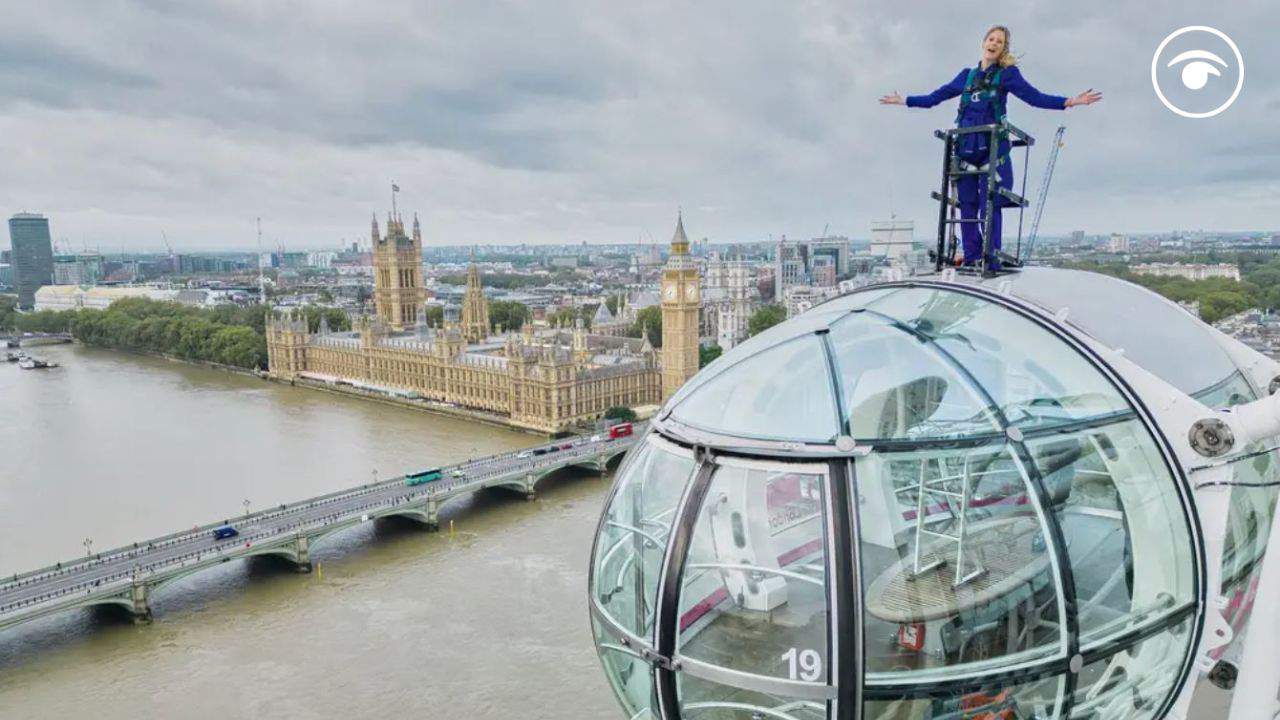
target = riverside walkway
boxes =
[0,428,639,632]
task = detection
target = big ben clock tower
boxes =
[661,211,701,400]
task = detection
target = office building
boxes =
[870,219,916,261]
[8,213,54,309]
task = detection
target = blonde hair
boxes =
[983,25,1018,68]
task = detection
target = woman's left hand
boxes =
[1066,89,1102,108]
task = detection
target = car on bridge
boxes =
[212,525,239,540]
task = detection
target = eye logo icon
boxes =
[1152,26,1243,118]
[1168,50,1226,90]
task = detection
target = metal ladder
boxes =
[909,455,987,587]
[931,121,1035,276]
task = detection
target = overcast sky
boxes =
[1,1,1276,252]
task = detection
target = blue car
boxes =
[213,525,239,540]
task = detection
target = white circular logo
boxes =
[1151,26,1243,118]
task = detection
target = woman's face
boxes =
[982,30,1007,63]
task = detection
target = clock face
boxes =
[663,285,678,301]
[684,284,699,302]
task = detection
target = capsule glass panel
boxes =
[593,616,659,719]
[860,288,1133,432]
[1023,421,1196,646]
[857,441,1067,681]
[828,311,1000,441]
[862,674,1065,720]
[591,436,696,640]
[1071,618,1194,720]
[668,335,839,443]
[675,461,831,683]
[677,673,828,719]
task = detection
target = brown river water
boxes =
[0,344,622,719]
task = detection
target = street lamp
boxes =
[242,498,251,517]
[372,469,379,486]
[83,537,93,559]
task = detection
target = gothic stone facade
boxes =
[267,314,660,434]
[660,212,700,399]
[372,212,426,331]
[265,208,699,433]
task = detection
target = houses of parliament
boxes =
[266,209,701,434]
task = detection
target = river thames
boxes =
[0,344,622,718]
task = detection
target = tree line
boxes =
[1067,253,1280,324]
[0,297,350,370]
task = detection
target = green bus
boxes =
[405,468,443,487]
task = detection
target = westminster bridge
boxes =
[0,428,639,633]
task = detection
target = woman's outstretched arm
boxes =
[909,69,968,108]
[1003,66,1074,109]
[880,69,968,107]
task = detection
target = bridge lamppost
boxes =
[242,498,251,518]
[83,537,93,559]
[372,469,378,486]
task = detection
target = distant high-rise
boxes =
[869,219,915,261]
[8,213,54,309]
[806,236,851,276]
[774,236,805,299]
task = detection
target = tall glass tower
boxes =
[8,213,53,309]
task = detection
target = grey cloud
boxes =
[0,0,1277,251]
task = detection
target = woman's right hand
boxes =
[879,91,905,106]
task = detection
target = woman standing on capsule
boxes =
[880,25,1101,269]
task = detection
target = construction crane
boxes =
[1023,125,1066,263]
[160,230,173,256]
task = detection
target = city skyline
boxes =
[1,3,1276,251]
[7,205,1273,257]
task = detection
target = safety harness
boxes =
[955,66,1009,168]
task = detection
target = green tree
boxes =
[14,309,75,333]
[1064,258,1270,322]
[300,306,351,334]
[29,297,282,369]
[699,344,723,368]
[209,326,267,368]
[424,304,444,327]
[604,406,637,422]
[634,306,662,347]
[748,305,787,337]
[489,300,530,332]
[549,306,590,329]
[0,295,18,331]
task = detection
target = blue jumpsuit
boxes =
[907,65,1067,266]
